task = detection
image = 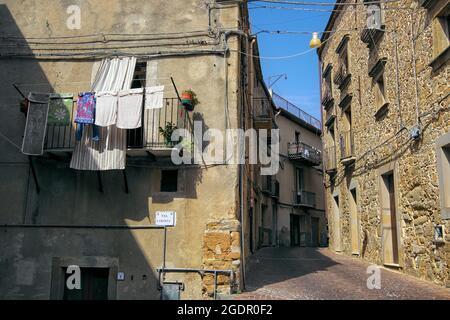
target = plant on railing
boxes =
[159,122,178,147]
[181,89,199,111]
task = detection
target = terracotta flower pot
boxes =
[181,91,195,111]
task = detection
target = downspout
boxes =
[222,28,250,291]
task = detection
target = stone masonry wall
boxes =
[320,0,450,286]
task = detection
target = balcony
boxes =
[360,25,385,49]
[253,97,274,130]
[340,129,356,165]
[333,64,351,90]
[321,92,334,110]
[44,98,192,157]
[272,92,322,131]
[262,175,280,199]
[324,146,337,174]
[293,191,316,208]
[288,141,322,166]
[324,108,336,129]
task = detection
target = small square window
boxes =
[161,170,178,192]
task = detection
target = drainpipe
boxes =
[222,28,250,291]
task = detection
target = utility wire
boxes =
[248,0,401,6]
[249,3,413,12]
[230,30,337,59]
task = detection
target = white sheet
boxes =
[117,88,143,129]
[145,85,165,109]
[94,91,118,127]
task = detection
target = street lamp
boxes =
[309,32,322,48]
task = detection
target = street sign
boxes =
[155,211,176,227]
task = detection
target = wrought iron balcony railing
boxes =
[43,97,192,152]
[288,141,322,166]
[262,175,280,198]
[293,190,316,208]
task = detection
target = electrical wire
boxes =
[248,0,401,6]
[229,27,337,59]
[249,3,413,12]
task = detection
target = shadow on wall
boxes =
[0,4,166,300]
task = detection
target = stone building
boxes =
[0,0,273,299]
[319,0,449,286]
[247,45,326,251]
[273,96,326,248]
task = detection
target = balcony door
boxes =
[296,168,305,194]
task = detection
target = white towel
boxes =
[94,91,118,127]
[145,85,164,109]
[116,88,143,129]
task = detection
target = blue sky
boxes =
[249,1,335,120]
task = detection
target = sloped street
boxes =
[235,247,450,300]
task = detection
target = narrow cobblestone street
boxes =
[234,247,450,300]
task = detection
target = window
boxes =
[161,170,178,192]
[421,0,450,70]
[322,64,333,107]
[437,132,450,219]
[127,61,147,148]
[375,73,386,107]
[369,58,388,118]
[296,168,305,193]
[432,9,450,58]
[295,131,300,143]
[334,35,350,87]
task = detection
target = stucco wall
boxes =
[0,0,245,299]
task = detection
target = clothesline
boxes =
[14,78,173,87]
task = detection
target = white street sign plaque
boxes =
[155,211,176,227]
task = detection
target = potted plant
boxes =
[181,89,199,111]
[159,122,178,147]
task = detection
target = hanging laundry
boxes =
[94,91,118,127]
[47,93,73,125]
[116,88,143,129]
[75,92,96,124]
[70,57,137,171]
[21,93,50,156]
[145,85,164,109]
[76,123,100,142]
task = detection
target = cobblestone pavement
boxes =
[234,247,450,300]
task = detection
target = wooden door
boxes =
[290,214,300,246]
[349,188,359,254]
[311,217,320,247]
[382,173,399,265]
